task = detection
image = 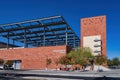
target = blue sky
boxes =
[0,0,120,59]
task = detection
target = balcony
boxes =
[94,50,101,53]
[94,44,101,47]
[94,39,101,42]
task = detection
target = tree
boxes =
[107,59,113,66]
[54,58,60,70]
[0,58,4,65]
[5,60,13,67]
[59,56,72,65]
[67,47,93,70]
[46,58,52,70]
[93,56,106,71]
[107,57,120,66]
[112,57,120,66]
[95,56,106,65]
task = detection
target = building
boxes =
[0,15,107,69]
[81,15,106,56]
[0,16,80,69]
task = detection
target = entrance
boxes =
[13,60,21,69]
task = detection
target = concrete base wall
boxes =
[0,45,68,69]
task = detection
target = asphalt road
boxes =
[0,69,120,80]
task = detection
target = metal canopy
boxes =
[0,15,80,49]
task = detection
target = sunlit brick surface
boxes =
[81,16,106,56]
[0,45,68,69]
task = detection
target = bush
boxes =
[0,58,4,65]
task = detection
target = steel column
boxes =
[24,30,27,48]
[55,36,58,46]
[13,39,15,49]
[74,35,76,49]
[7,32,9,49]
[43,26,46,46]
[65,26,68,45]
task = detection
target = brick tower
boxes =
[81,16,106,56]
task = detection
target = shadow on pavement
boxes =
[1,71,120,80]
[93,76,120,80]
[0,75,120,80]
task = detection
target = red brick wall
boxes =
[0,45,68,69]
[81,15,106,56]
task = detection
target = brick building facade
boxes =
[0,15,107,69]
[0,45,69,69]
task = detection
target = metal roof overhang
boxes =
[0,15,80,49]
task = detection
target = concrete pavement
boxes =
[0,69,120,80]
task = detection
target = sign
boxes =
[82,16,105,25]
[53,50,66,54]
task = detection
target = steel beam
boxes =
[0,16,62,27]
[0,21,66,33]
[0,16,80,48]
